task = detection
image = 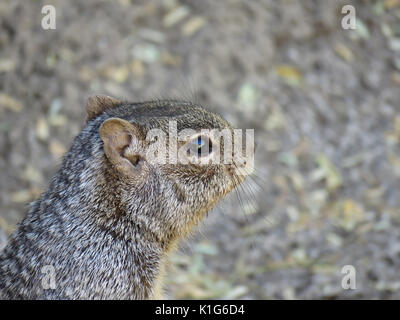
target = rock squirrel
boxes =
[0,95,252,299]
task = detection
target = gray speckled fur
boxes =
[0,99,245,299]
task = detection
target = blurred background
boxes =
[1,0,400,299]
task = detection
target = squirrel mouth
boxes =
[225,162,250,190]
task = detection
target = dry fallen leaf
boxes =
[49,140,67,158]
[48,114,68,127]
[101,65,130,83]
[21,165,43,184]
[130,59,145,78]
[182,16,206,36]
[161,52,182,66]
[275,65,303,85]
[314,154,342,192]
[163,6,190,27]
[340,199,365,230]
[384,0,400,9]
[0,93,24,112]
[335,43,354,62]
[10,190,34,203]
[35,117,50,141]
[0,216,14,235]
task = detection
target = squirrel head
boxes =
[85,95,254,247]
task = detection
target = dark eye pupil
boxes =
[199,136,212,156]
[188,135,212,158]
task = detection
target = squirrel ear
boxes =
[99,118,145,175]
[86,95,121,123]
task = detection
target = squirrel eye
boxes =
[188,135,212,157]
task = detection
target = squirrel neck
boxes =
[32,127,170,299]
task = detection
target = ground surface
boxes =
[0,0,400,299]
